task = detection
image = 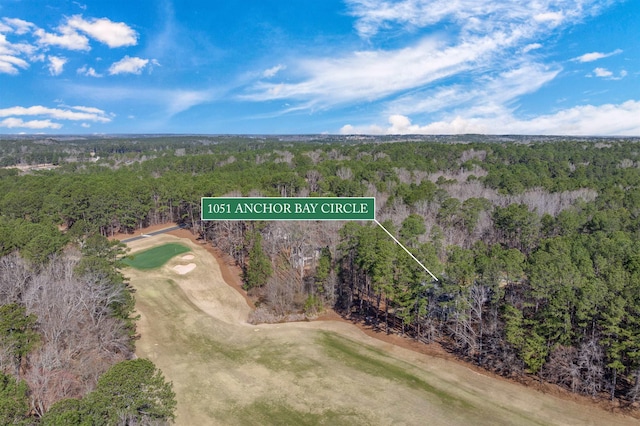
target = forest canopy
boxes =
[2,134,640,416]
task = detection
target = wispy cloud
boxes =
[73,2,88,11]
[384,62,560,117]
[522,43,542,53]
[164,89,215,116]
[71,105,108,115]
[244,36,502,107]
[263,64,285,78]
[62,82,218,118]
[344,0,606,39]
[246,0,613,113]
[572,48,623,63]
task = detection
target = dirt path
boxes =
[125,233,639,425]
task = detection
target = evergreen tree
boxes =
[243,232,272,290]
[86,359,176,425]
[0,372,29,425]
[0,303,39,377]
[42,359,176,426]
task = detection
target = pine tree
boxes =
[243,232,272,290]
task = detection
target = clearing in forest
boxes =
[125,234,638,426]
[122,242,191,270]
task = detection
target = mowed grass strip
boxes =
[318,332,473,410]
[123,243,191,270]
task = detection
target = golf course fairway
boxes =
[125,234,637,425]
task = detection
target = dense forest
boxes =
[2,134,640,418]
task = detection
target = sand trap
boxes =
[181,254,195,260]
[173,263,196,275]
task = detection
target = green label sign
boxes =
[201,197,375,221]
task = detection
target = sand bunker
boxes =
[181,254,195,260]
[173,263,196,275]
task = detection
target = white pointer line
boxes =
[374,219,438,281]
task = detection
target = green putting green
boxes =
[123,243,191,270]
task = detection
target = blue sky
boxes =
[0,0,638,135]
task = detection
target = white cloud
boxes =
[385,62,560,117]
[263,64,285,78]
[507,101,640,135]
[340,100,640,136]
[245,36,502,107]
[66,15,137,48]
[31,15,137,52]
[0,33,36,56]
[572,49,623,63]
[0,15,138,76]
[591,67,627,80]
[340,114,490,134]
[340,123,384,134]
[593,67,613,78]
[31,15,138,51]
[345,0,606,39]
[71,105,107,115]
[108,56,149,75]
[247,0,611,113]
[47,55,66,75]
[0,117,62,129]
[1,18,35,35]
[533,11,565,25]
[77,65,102,77]
[0,105,112,122]
[0,53,29,74]
[522,43,542,53]
[34,27,89,51]
[0,33,37,74]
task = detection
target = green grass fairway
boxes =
[123,243,191,270]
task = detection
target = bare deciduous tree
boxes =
[306,170,322,193]
[0,253,31,305]
[0,251,133,417]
